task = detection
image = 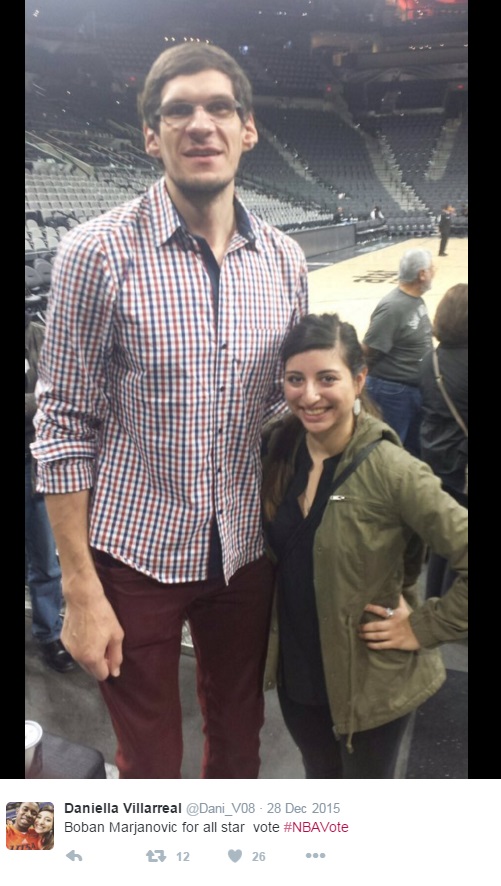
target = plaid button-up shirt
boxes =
[32,179,308,584]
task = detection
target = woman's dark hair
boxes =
[432,283,468,345]
[37,803,55,851]
[281,312,363,372]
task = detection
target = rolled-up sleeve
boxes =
[32,227,115,494]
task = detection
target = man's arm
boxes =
[362,298,398,369]
[32,229,123,680]
[361,341,384,372]
[32,226,115,488]
[45,490,124,681]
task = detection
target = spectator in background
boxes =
[419,284,468,598]
[370,205,384,221]
[362,248,434,459]
[25,306,75,673]
[333,206,344,224]
[32,42,308,780]
[438,203,455,256]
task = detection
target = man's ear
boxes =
[241,114,259,153]
[144,124,161,158]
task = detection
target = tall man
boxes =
[32,44,308,779]
[362,248,434,459]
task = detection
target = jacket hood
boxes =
[346,412,403,454]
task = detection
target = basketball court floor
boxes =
[306,233,468,339]
[25,233,468,780]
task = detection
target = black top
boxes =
[266,437,342,705]
[419,344,468,497]
[438,209,453,233]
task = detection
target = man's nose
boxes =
[185,105,216,130]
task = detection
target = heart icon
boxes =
[228,849,242,863]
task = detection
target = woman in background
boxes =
[419,283,468,598]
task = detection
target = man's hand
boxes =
[44,490,124,681]
[358,594,420,651]
[61,574,124,681]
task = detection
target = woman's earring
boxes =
[353,397,361,417]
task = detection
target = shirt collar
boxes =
[149,177,257,250]
[234,197,255,243]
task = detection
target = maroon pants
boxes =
[95,553,275,779]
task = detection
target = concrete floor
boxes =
[25,574,467,780]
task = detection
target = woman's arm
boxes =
[359,454,467,651]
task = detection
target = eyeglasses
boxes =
[157,98,243,127]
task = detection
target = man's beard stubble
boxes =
[168,171,234,200]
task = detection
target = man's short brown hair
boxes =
[138,43,254,132]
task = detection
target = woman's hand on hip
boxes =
[358,594,421,651]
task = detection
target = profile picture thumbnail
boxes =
[6,801,54,850]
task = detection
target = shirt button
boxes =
[218,428,223,434]
[217,467,222,474]
[219,386,225,392]
[221,343,227,350]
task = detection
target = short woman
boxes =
[262,313,467,779]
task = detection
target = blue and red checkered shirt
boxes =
[32,178,308,584]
